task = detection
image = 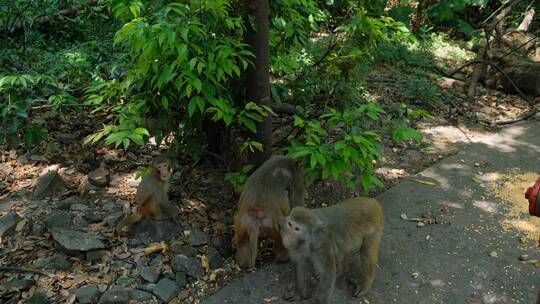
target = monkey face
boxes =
[155,161,171,181]
[281,219,305,249]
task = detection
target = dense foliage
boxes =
[1,0,532,192]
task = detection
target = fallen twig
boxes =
[0,266,57,279]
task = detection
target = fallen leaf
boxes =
[209,272,217,281]
[412,178,438,186]
[143,242,168,255]
[411,272,419,279]
[201,255,210,272]
[400,212,408,220]
[489,251,498,258]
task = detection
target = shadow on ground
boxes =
[204,121,540,304]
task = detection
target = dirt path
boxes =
[204,121,540,304]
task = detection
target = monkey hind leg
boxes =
[234,215,257,268]
[351,231,382,297]
[116,212,143,236]
[247,227,259,268]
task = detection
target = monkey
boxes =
[116,156,177,236]
[233,155,305,269]
[281,197,384,304]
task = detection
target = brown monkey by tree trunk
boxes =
[233,155,305,268]
[281,197,384,304]
[116,156,178,236]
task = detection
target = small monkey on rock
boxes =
[233,155,305,268]
[116,156,178,236]
[281,197,384,304]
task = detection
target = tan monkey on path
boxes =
[281,197,384,304]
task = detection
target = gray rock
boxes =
[97,287,153,304]
[34,255,72,271]
[31,154,46,162]
[75,284,100,304]
[3,278,34,291]
[207,247,224,269]
[139,266,161,283]
[152,278,180,302]
[73,215,89,229]
[104,212,124,227]
[97,287,129,304]
[175,272,187,288]
[33,169,64,198]
[70,203,89,211]
[25,292,48,304]
[129,289,153,301]
[211,235,234,258]
[130,218,180,242]
[116,276,135,287]
[31,223,46,236]
[43,211,71,229]
[170,244,197,257]
[55,197,75,210]
[86,250,109,263]
[102,202,119,213]
[84,213,103,223]
[88,165,110,188]
[0,213,22,237]
[189,229,209,246]
[171,255,204,279]
[52,227,107,252]
[16,152,31,164]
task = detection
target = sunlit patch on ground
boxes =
[489,169,540,242]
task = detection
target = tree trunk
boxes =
[243,0,272,168]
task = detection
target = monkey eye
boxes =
[294,227,300,231]
[288,221,292,227]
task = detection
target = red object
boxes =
[525,177,540,216]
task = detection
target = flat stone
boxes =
[70,203,89,211]
[0,213,22,237]
[84,213,104,223]
[152,278,180,302]
[75,284,100,304]
[175,272,187,288]
[3,278,34,291]
[73,215,89,229]
[129,289,153,301]
[43,211,70,229]
[139,265,161,283]
[170,244,197,257]
[207,247,224,269]
[188,229,210,246]
[97,287,129,304]
[33,169,64,198]
[52,227,107,252]
[24,292,48,304]
[104,212,123,227]
[171,255,204,279]
[34,255,72,271]
[31,223,47,236]
[86,250,109,263]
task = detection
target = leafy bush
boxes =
[0,74,76,147]
[286,103,385,192]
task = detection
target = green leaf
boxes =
[193,78,202,93]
